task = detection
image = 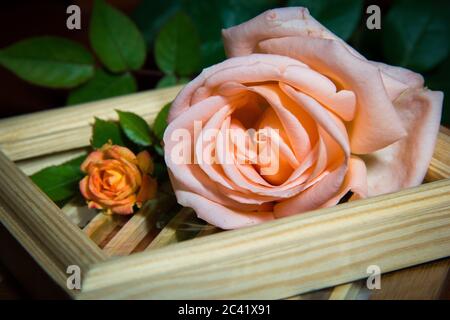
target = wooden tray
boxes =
[0,86,449,299]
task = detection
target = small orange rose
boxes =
[79,143,157,215]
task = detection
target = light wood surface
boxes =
[0,85,448,299]
[79,179,450,299]
[102,197,172,257]
[0,86,182,161]
[0,151,107,298]
[321,127,450,300]
[145,207,197,250]
[425,127,450,182]
[17,148,87,176]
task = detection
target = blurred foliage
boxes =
[31,155,86,203]
[91,116,125,148]
[382,0,449,72]
[0,0,448,124]
[133,0,279,68]
[90,0,147,72]
[155,12,201,78]
[67,69,136,105]
[0,36,94,88]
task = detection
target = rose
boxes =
[164,7,443,229]
[79,143,157,215]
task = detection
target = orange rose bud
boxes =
[79,143,157,215]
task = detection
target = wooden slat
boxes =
[83,213,128,247]
[102,195,176,256]
[0,82,447,300]
[145,208,201,250]
[0,86,182,161]
[79,179,450,299]
[369,257,450,299]
[0,151,107,296]
[291,126,450,300]
[425,127,450,182]
[16,148,87,176]
[342,127,450,300]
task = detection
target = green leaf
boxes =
[184,0,277,67]
[155,12,201,76]
[117,110,152,146]
[287,0,363,41]
[132,0,182,47]
[382,0,450,72]
[133,0,277,68]
[31,155,86,203]
[178,77,190,85]
[67,69,137,105]
[92,117,126,148]
[156,74,177,88]
[153,103,171,141]
[0,36,94,88]
[90,0,146,72]
[156,74,190,88]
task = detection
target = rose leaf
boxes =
[0,36,94,88]
[92,117,126,149]
[67,69,137,105]
[154,12,201,76]
[382,0,450,72]
[152,102,171,141]
[90,0,146,72]
[117,110,152,146]
[156,74,177,88]
[30,155,86,203]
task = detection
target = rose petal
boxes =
[221,7,412,154]
[81,151,103,173]
[137,150,154,174]
[79,176,91,200]
[136,175,157,207]
[222,7,418,103]
[88,201,103,210]
[274,163,347,218]
[111,203,135,215]
[222,7,333,57]
[168,54,307,122]
[362,88,443,196]
[175,190,274,230]
[320,156,368,208]
[105,145,137,163]
[259,36,407,154]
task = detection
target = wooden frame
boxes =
[0,86,449,299]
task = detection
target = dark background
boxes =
[0,0,448,124]
[0,0,142,118]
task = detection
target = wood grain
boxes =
[425,127,450,182]
[83,213,128,247]
[145,208,197,250]
[0,86,182,161]
[369,258,450,299]
[293,126,450,300]
[102,195,176,256]
[0,150,107,297]
[366,130,450,300]
[0,84,447,299]
[79,179,450,299]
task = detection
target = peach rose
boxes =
[80,143,157,215]
[164,7,443,229]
